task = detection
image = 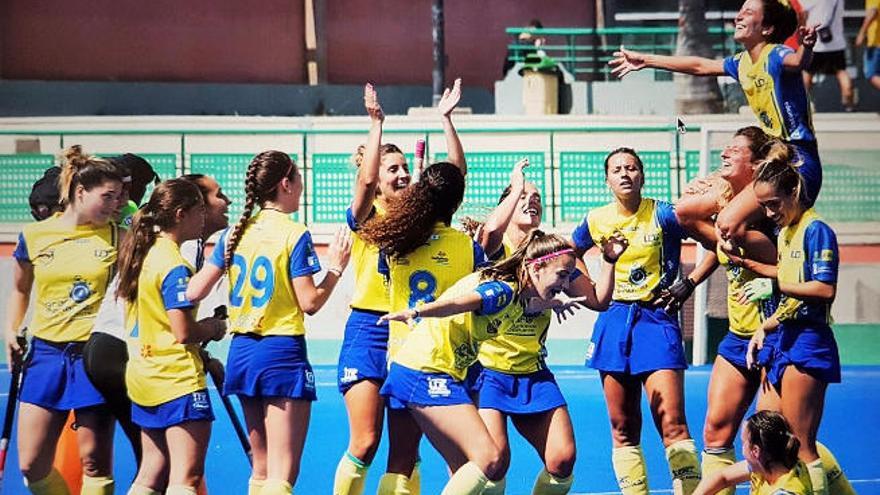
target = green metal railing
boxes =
[506,24,868,80]
[1,125,877,227]
[505,26,736,80]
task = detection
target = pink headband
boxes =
[528,248,574,266]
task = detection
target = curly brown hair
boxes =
[358,162,464,258]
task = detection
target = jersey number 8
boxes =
[230,254,275,308]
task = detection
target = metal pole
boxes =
[431,0,445,106]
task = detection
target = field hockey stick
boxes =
[202,306,252,465]
[0,331,28,482]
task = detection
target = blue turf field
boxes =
[1,365,878,494]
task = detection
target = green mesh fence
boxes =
[684,150,723,183]
[0,155,56,222]
[308,153,414,224]
[189,153,300,222]
[433,152,547,224]
[559,151,672,222]
[814,150,880,223]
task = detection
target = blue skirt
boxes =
[20,337,105,411]
[586,302,688,375]
[767,322,840,387]
[225,334,317,401]
[131,389,215,429]
[476,367,566,415]
[380,363,473,410]
[337,309,389,394]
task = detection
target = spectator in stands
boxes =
[502,19,546,78]
[856,0,880,90]
[802,0,855,111]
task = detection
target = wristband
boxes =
[412,308,421,319]
[328,266,343,277]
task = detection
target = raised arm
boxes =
[478,158,528,255]
[783,25,817,72]
[351,83,386,223]
[437,78,467,175]
[291,228,352,315]
[609,46,726,79]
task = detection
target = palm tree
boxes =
[675,0,723,114]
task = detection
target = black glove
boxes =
[655,277,696,313]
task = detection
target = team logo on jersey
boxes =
[760,111,773,129]
[789,250,802,259]
[486,318,501,335]
[642,233,660,245]
[628,265,649,287]
[341,367,359,384]
[94,248,112,260]
[431,251,449,266]
[426,377,451,397]
[816,249,834,262]
[453,342,479,370]
[69,278,93,303]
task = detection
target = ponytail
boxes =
[754,140,805,205]
[224,151,297,269]
[116,179,204,302]
[745,410,801,471]
[58,145,123,207]
[481,229,575,295]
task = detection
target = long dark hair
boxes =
[224,151,298,268]
[759,0,798,44]
[359,162,464,258]
[481,229,574,295]
[745,410,801,471]
[116,179,204,302]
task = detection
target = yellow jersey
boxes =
[382,223,488,359]
[868,0,880,46]
[750,461,812,495]
[723,44,815,141]
[774,208,838,325]
[346,203,390,312]
[13,216,117,342]
[571,198,686,302]
[718,246,771,337]
[393,273,524,381]
[125,237,205,406]
[209,209,321,336]
[479,235,553,373]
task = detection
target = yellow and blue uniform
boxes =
[572,198,689,374]
[767,208,840,387]
[477,236,570,414]
[337,204,391,394]
[716,246,780,370]
[209,209,321,400]
[380,273,523,409]
[126,237,214,428]
[380,223,488,363]
[14,216,117,410]
[723,44,822,205]
[750,461,813,495]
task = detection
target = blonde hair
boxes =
[753,140,805,205]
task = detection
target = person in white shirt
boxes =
[802,0,855,110]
